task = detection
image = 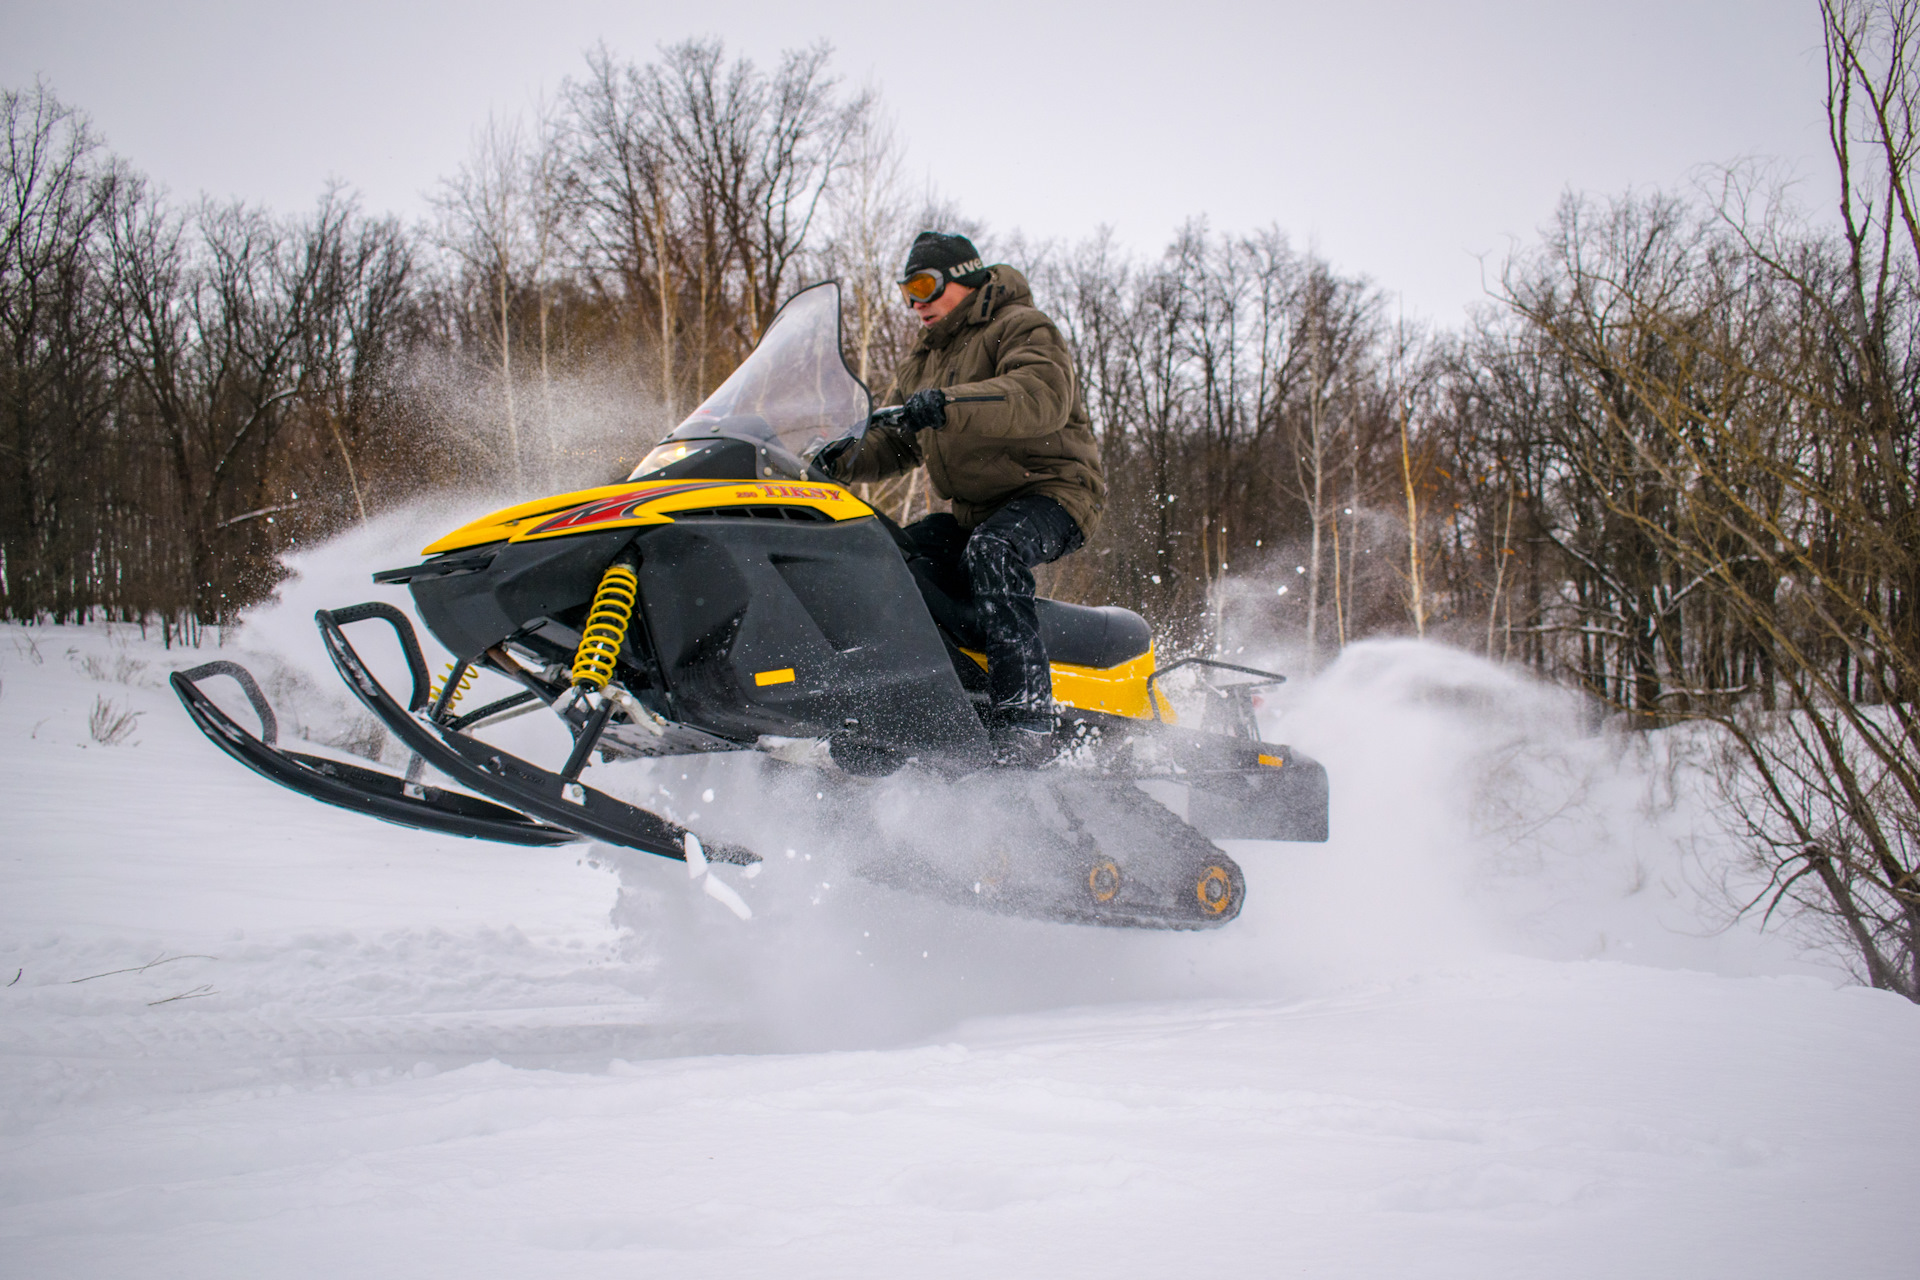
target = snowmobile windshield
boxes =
[655,281,871,464]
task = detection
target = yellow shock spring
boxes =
[571,560,639,691]
[430,662,476,708]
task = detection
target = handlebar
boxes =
[809,392,1012,481]
[868,392,1004,433]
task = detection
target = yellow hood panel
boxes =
[422,479,874,555]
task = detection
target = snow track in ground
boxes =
[1,528,1915,1276]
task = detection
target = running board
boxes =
[171,660,577,847]
[315,603,757,866]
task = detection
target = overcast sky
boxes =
[4,0,1831,324]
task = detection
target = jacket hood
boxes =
[919,264,1032,349]
[963,264,1033,323]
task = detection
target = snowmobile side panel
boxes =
[631,517,991,758]
[1048,651,1172,720]
[170,661,576,847]
[316,604,757,865]
[407,528,641,664]
[1052,656,1167,725]
[956,646,1170,721]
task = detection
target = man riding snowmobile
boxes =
[816,233,1102,765]
[170,278,1328,931]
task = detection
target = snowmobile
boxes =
[171,282,1328,930]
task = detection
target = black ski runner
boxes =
[171,660,577,846]
[316,603,758,866]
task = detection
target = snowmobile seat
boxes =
[1036,600,1153,669]
[905,555,1151,670]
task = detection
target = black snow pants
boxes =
[902,494,1085,723]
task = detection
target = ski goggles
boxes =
[898,268,949,304]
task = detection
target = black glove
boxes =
[900,388,948,432]
[810,435,859,476]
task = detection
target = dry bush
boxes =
[87,696,140,745]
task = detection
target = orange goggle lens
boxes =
[898,269,945,303]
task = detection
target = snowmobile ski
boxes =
[170,660,577,847]
[316,602,757,867]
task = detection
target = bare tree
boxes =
[0,83,130,621]
[1462,0,1920,995]
[525,95,569,483]
[561,39,870,417]
[565,45,685,413]
[430,115,533,486]
[821,101,910,386]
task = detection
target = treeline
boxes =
[421,41,908,491]
[2,41,906,630]
[1,87,418,634]
[4,12,1914,990]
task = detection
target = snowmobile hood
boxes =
[420,478,874,555]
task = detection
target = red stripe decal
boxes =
[528,481,737,535]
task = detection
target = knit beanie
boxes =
[901,231,992,289]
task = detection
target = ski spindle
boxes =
[559,696,616,785]
[428,658,474,722]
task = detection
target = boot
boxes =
[987,706,1058,768]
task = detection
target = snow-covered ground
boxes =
[3,511,1915,1277]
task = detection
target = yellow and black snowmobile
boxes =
[172,283,1327,929]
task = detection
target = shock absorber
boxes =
[554,550,642,792]
[571,552,640,693]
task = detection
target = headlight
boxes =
[630,441,705,479]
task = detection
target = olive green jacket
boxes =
[834,265,1104,535]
